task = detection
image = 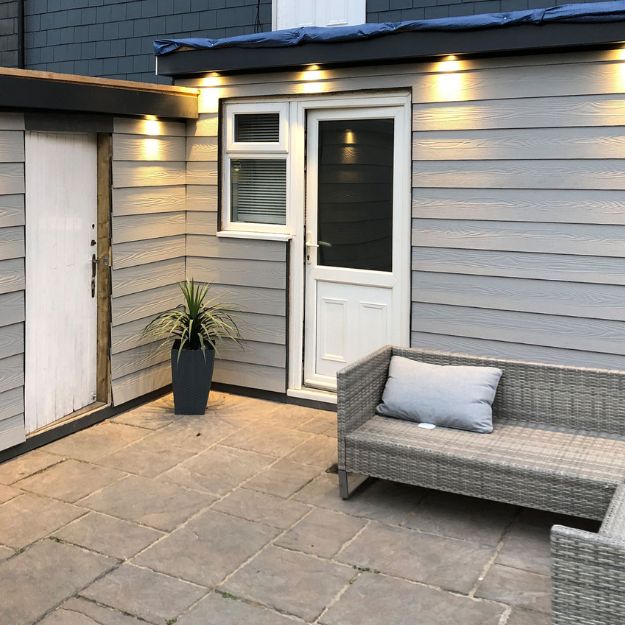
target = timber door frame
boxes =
[287,92,412,403]
[96,133,112,405]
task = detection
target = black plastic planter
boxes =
[171,346,215,415]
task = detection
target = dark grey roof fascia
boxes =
[157,22,625,77]
[0,71,198,119]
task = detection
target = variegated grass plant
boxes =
[143,279,240,357]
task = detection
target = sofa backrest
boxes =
[392,346,625,437]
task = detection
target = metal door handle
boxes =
[305,241,319,248]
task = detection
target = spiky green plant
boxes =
[143,279,240,356]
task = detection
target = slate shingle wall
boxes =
[0,0,608,82]
[18,0,272,83]
[0,0,18,68]
[370,0,603,21]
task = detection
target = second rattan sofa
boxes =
[337,346,625,625]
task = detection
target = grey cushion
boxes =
[376,356,502,433]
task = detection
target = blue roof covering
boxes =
[154,1,625,57]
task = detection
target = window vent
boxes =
[234,113,280,143]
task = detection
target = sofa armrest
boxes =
[600,483,625,539]
[551,523,625,625]
[336,345,392,453]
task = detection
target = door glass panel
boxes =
[317,118,394,271]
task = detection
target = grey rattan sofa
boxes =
[337,346,625,625]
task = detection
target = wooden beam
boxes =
[96,134,112,404]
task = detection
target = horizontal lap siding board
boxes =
[186,113,287,393]
[0,114,25,450]
[177,50,625,387]
[111,117,186,406]
[407,51,625,368]
[0,194,24,228]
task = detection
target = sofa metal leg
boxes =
[339,469,350,500]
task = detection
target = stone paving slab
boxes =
[245,459,321,498]
[0,448,63,484]
[96,436,196,478]
[144,415,240,452]
[0,544,14,560]
[38,610,99,625]
[276,508,367,558]
[294,474,425,525]
[337,520,495,594]
[81,564,206,625]
[295,410,338,437]
[496,521,552,576]
[0,391,569,625]
[320,572,506,625]
[507,607,552,625]
[134,509,279,587]
[402,490,516,546]
[15,459,125,503]
[162,444,274,496]
[111,400,175,431]
[44,423,148,462]
[221,545,355,622]
[476,563,552,614]
[177,591,300,625]
[212,487,310,529]
[0,482,20,503]
[79,474,213,531]
[283,434,338,468]
[0,493,85,548]
[54,512,163,560]
[58,597,147,625]
[221,423,312,457]
[205,392,281,426]
[0,539,115,625]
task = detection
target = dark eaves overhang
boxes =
[155,3,625,77]
[0,68,199,119]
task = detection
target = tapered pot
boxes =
[171,345,215,415]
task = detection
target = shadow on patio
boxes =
[0,392,594,624]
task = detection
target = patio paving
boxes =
[0,390,598,625]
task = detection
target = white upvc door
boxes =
[274,0,366,29]
[24,132,98,433]
[303,106,410,391]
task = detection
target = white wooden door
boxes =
[25,132,98,433]
[304,107,410,391]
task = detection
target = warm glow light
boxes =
[199,88,220,113]
[345,129,355,143]
[298,81,326,94]
[431,55,467,101]
[142,138,161,160]
[199,72,222,88]
[437,55,462,73]
[614,48,625,91]
[143,116,161,136]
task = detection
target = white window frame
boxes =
[225,101,289,153]
[272,0,366,30]
[222,101,291,236]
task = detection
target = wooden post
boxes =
[96,133,112,404]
